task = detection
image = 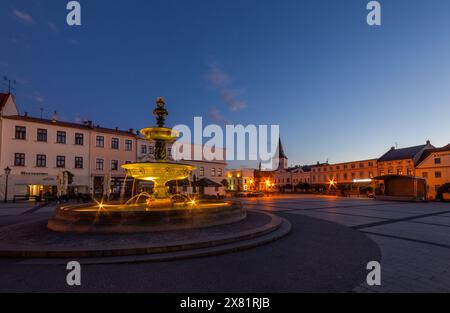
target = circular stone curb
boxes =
[0,211,290,262]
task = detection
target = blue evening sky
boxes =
[1,0,450,167]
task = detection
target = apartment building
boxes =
[416,144,450,199]
[90,126,137,196]
[0,112,92,199]
[0,93,226,200]
[311,158,378,186]
[377,141,434,177]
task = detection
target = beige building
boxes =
[416,144,450,199]
[137,140,227,196]
[226,168,255,191]
[311,158,378,186]
[0,93,225,200]
[376,141,434,177]
[90,125,137,197]
[0,94,92,199]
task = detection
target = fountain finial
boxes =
[153,97,168,127]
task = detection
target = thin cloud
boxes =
[48,22,58,33]
[208,107,224,122]
[34,96,45,103]
[205,62,248,112]
[12,9,34,24]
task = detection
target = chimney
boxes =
[115,127,119,131]
[129,128,134,133]
[390,146,395,151]
[51,111,58,122]
[426,140,431,145]
[24,112,28,117]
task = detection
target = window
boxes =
[14,153,25,166]
[111,160,118,171]
[141,145,147,154]
[359,163,364,168]
[435,171,442,178]
[36,154,46,167]
[422,172,428,178]
[407,168,413,176]
[96,159,104,170]
[125,161,131,164]
[435,158,441,164]
[96,136,104,147]
[149,145,154,155]
[15,126,26,140]
[211,168,216,177]
[344,165,348,169]
[125,139,133,151]
[56,131,66,144]
[218,168,222,177]
[369,171,374,178]
[75,133,84,145]
[56,156,65,168]
[199,167,205,176]
[368,162,373,167]
[343,173,348,180]
[75,157,83,169]
[111,138,119,149]
[397,169,403,175]
[351,164,356,169]
[37,128,47,142]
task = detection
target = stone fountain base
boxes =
[48,201,246,233]
[0,211,290,262]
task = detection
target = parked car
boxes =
[248,191,265,197]
[235,191,250,197]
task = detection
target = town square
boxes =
[1,0,450,304]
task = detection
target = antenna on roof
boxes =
[395,142,398,149]
[39,107,44,119]
[2,76,16,95]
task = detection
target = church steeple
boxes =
[278,138,287,159]
[277,138,288,170]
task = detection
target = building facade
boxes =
[311,158,378,186]
[0,93,227,200]
[416,144,450,199]
[377,141,434,177]
[0,113,92,200]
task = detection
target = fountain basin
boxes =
[47,201,246,233]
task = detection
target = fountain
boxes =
[48,97,246,233]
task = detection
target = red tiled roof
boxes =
[2,114,136,137]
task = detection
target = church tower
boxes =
[277,138,288,170]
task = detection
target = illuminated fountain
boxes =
[48,97,245,233]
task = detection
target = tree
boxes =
[221,179,228,189]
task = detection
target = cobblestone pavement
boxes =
[0,195,449,292]
[242,195,450,292]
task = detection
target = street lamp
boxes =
[4,166,11,203]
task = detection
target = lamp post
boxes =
[4,166,11,203]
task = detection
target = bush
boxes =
[436,183,450,200]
